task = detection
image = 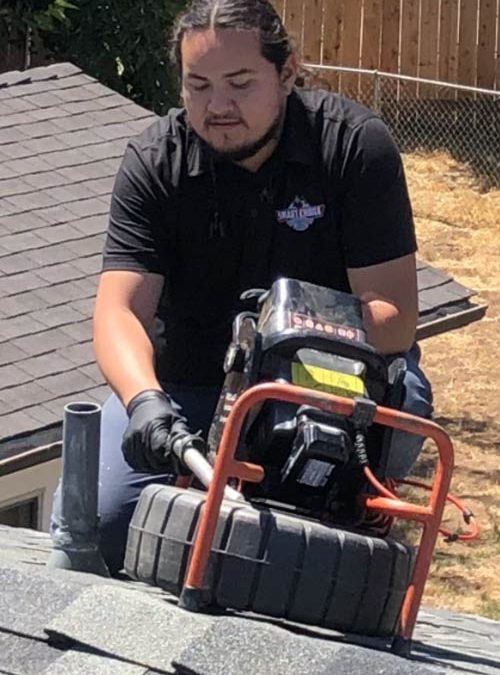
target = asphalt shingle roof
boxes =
[1,525,499,674]
[0,62,156,454]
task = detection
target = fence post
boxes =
[373,69,381,113]
[47,402,109,576]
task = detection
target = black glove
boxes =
[121,389,204,473]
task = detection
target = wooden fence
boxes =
[272,0,500,91]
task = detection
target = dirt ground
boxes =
[399,151,500,618]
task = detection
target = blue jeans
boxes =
[50,348,432,575]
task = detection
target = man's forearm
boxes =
[93,307,161,407]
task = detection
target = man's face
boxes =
[181,28,296,163]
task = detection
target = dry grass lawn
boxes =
[400,151,500,618]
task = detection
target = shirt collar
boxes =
[185,88,315,177]
[186,124,212,177]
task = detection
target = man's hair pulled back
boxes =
[170,0,293,74]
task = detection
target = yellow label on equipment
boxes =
[291,363,365,398]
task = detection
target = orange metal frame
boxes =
[180,382,454,650]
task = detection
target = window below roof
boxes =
[0,496,39,529]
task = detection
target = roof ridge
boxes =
[0,62,82,89]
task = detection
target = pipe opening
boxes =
[64,401,101,415]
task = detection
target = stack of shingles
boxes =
[0,62,156,448]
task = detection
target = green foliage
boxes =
[42,0,187,114]
[0,1,73,65]
[1,0,187,115]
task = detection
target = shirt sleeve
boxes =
[102,140,168,275]
[340,116,417,269]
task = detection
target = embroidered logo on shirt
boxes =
[276,197,326,232]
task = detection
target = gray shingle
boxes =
[58,129,107,149]
[72,215,107,236]
[33,280,92,305]
[0,162,16,179]
[0,102,16,116]
[72,255,101,275]
[127,119,156,134]
[60,342,94,366]
[0,127,26,143]
[5,155,54,176]
[0,112,29,129]
[0,342,28,366]
[20,119,65,140]
[22,91,67,109]
[25,106,69,122]
[37,224,84,244]
[73,275,100,293]
[0,315,47,340]
[0,176,38,198]
[0,230,49,252]
[50,111,97,132]
[0,292,49,318]
[57,162,110,183]
[70,298,95,316]
[39,147,92,169]
[36,263,83,284]
[17,352,76,379]
[0,198,17,216]
[0,253,35,274]
[84,384,108,403]
[79,139,128,161]
[27,243,76,266]
[81,176,115,195]
[1,96,37,113]
[30,305,85,328]
[6,190,58,212]
[49,182,102,202]
[23,170,67,190]
[0,142,33,160]
[0,409,43,437]
[12,327,74,356]
[21,136,68,155]
[0,382,51,414]
[64,95,130,114]
[93,123,136,141]
[0,364,31,387]
[40,185,84,205]
[66,235,104,257]
[82,82,121,98]
[45,585,211,672]
[78,363,104,384]
[60,319,93,342]
[36,206,78,227]
[23,403,61,427]
[63,200,102,220]
[37,370,96,397]
[0,211,49,233]
[45,652,150,675]
[0,271,46,297]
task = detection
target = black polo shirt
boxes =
[103,88,416,386]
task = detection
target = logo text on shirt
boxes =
[276,197,326,232]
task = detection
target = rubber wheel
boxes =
[125,484,413,637]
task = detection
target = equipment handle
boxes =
[172,438,244,502]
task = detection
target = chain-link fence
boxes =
[301,65,500,191]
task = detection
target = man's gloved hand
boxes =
[122,389,203,474]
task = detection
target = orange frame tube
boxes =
[181,382,453,648]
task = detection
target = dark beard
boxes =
[196,107,285,163]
